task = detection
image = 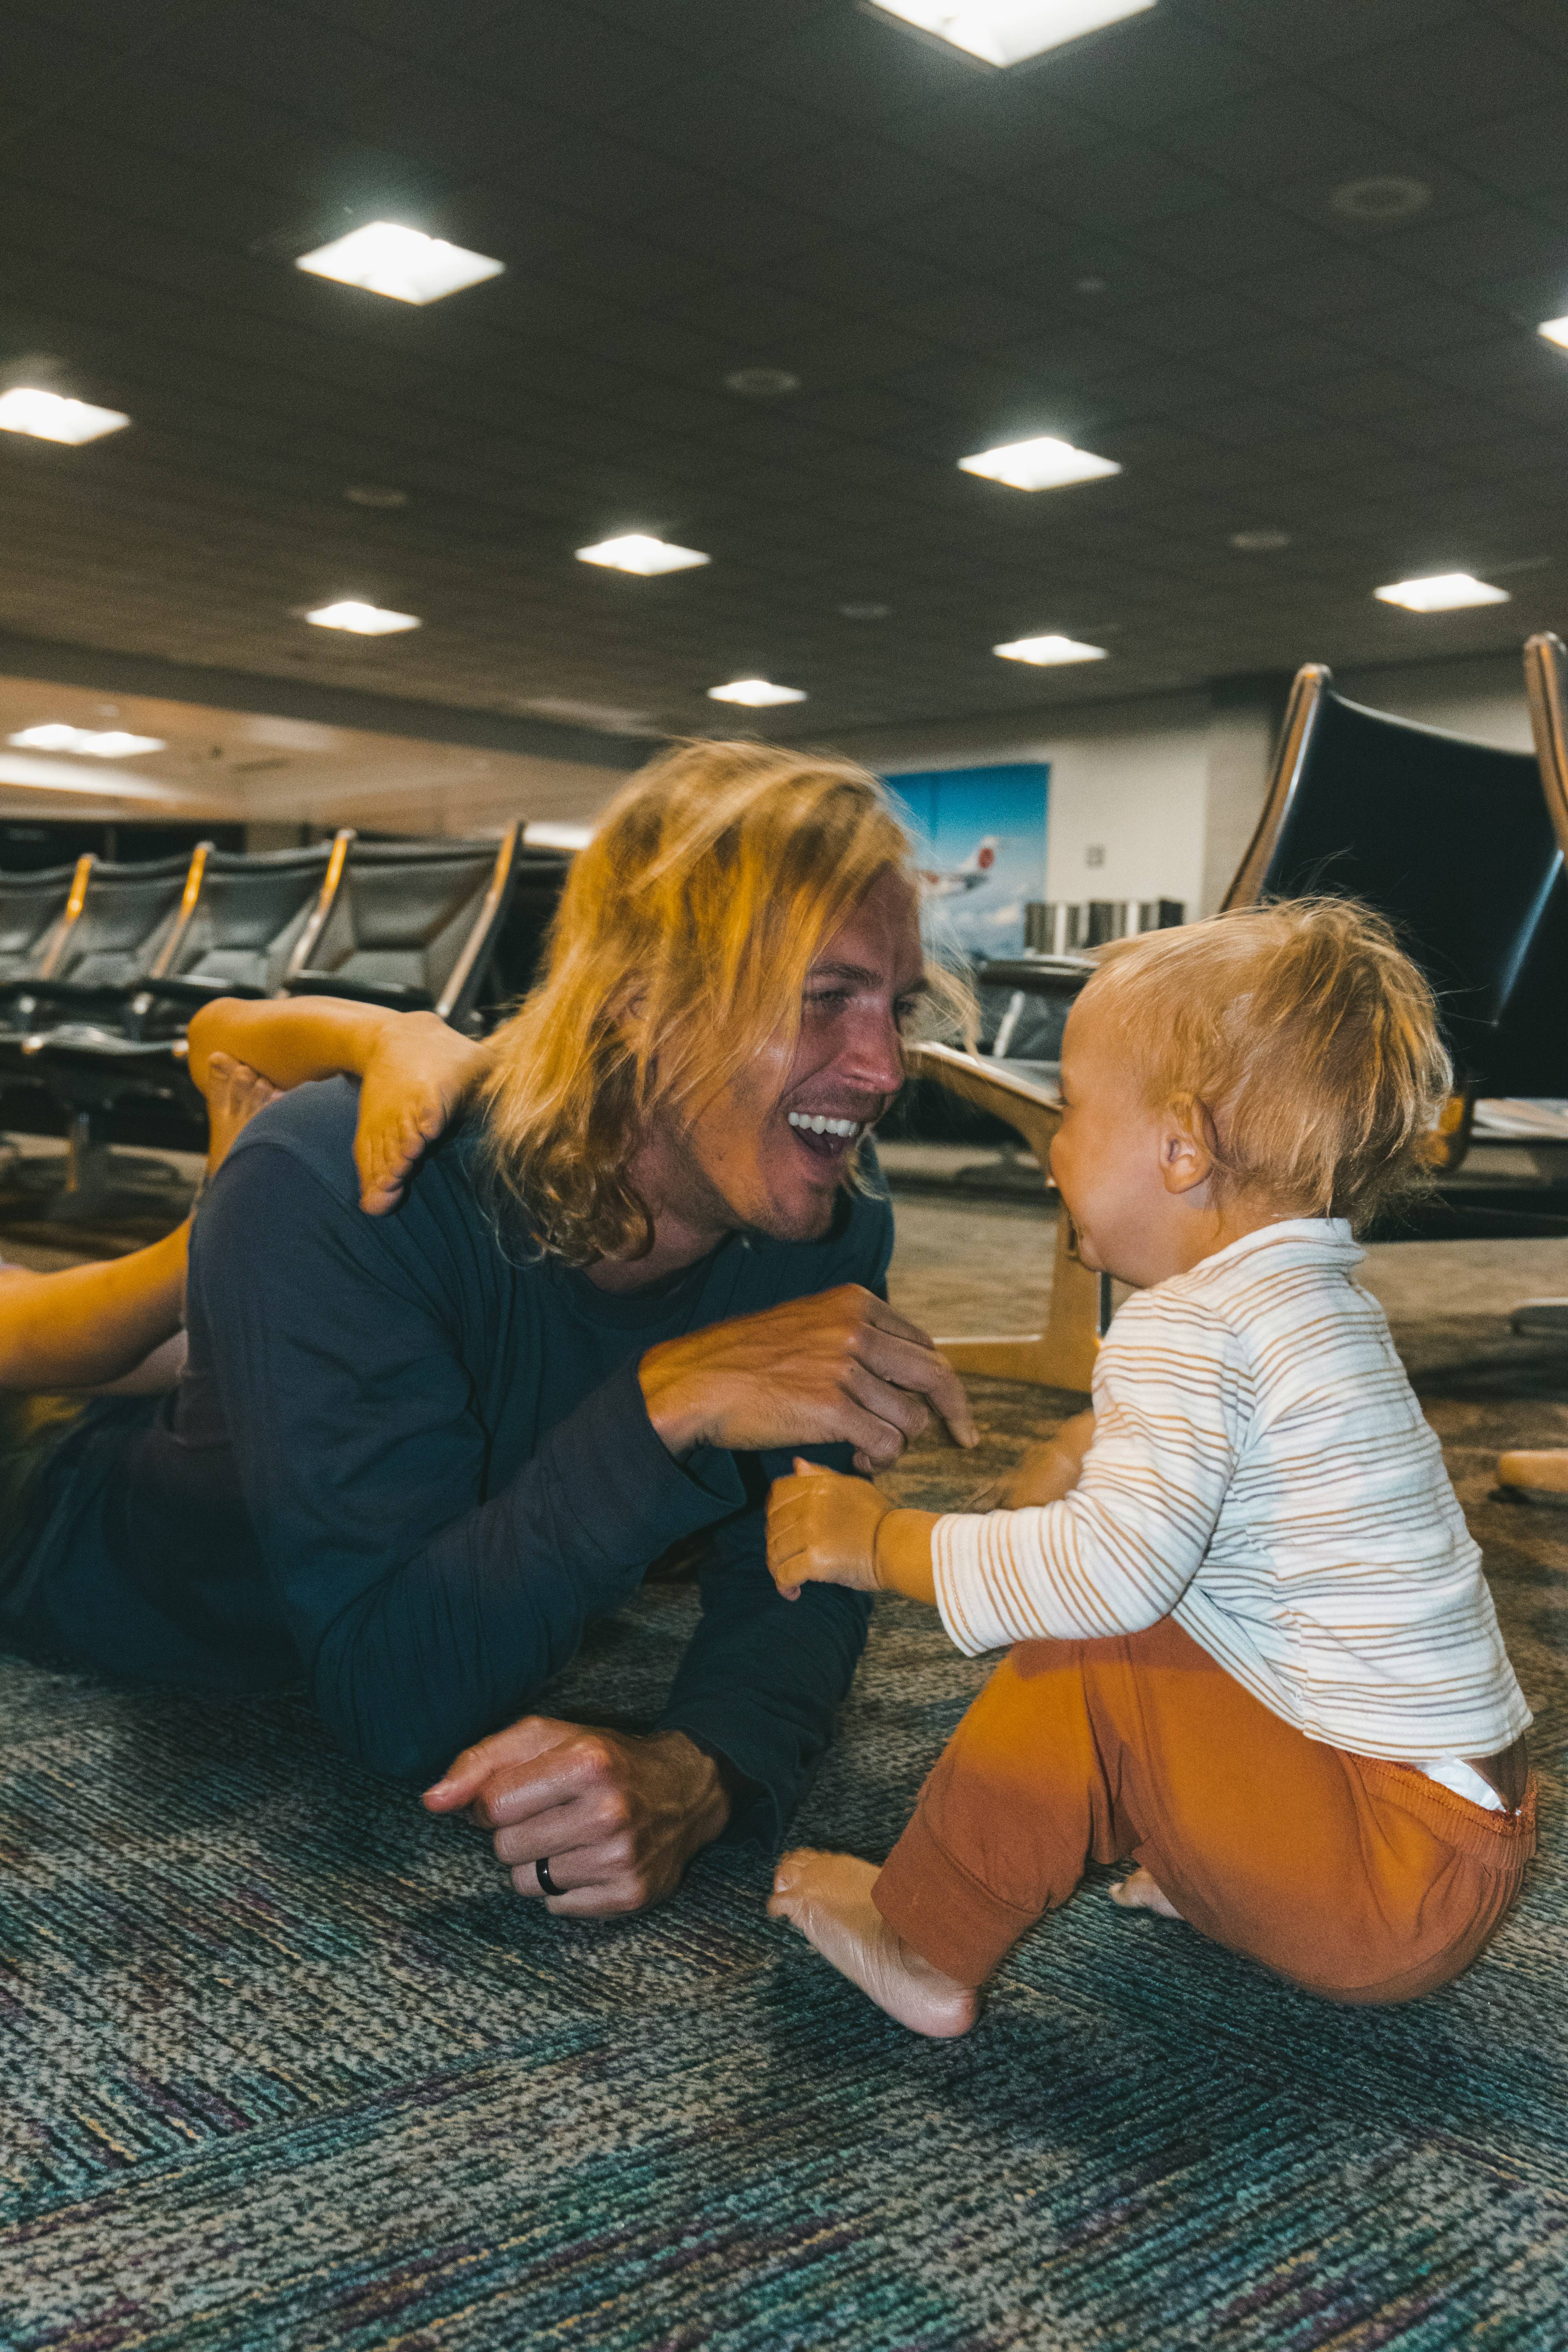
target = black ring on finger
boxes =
[536,1855,559,1896]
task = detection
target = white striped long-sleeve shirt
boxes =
[933,1219,1531,1763]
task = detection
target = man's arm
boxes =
[189,1127,750,1787]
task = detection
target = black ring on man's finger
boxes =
[536,1855,559,1896]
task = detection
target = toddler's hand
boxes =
[767,1459,889,1599]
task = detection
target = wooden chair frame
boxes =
[905,1041,1109,1393]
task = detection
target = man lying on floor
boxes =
[0,742,975,1917]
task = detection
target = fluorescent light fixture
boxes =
[0,387,130,444]
[959,434,1121,491]
[707,677,807,707]
[296,221,504,305]
[1373,573,1510,613]
[0,753,182,804]
[8,724,165,757]
[305,599,422,634]
[1539,316,1568,350]
[523,820,594,851]
[576,533,710,576]
[867,0,1154,68]
[993,634,1107,665]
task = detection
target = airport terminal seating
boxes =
[279,829,523,1020]
[913,637,1568,1391]
[0,822,550,1213]
[0,857,92,1007]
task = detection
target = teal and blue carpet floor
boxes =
[2,1292,1567,2348]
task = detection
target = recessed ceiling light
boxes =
[867,1,1154,67]
[959,434,1121,491]
[840,601,891,620]
[0,387,130,444]
[523,820,595,850]
[707,677,807,706]
[1330,174,1432,225]
[345,483,409,508]
[296,222,504,305]
[8,724,165,757]
[305,599,422,633]
[993,634,1107,665]
[1229,529,1292,552]
[1538,316,1568,350]
[575,533,710,576]
[1373,573,1510,612]
[723,367,800,397]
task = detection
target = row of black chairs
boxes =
[0,826,572,1212]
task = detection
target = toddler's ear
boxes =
[1160,1093,1216,1197]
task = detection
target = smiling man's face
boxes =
[669,866,924,1246]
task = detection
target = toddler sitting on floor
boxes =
[765,898,1535,2036]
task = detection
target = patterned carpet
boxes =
[2,1283,1567,2348]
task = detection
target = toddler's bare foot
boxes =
[1109,1864,1183,1920]
[203,1053,279,1174]
[767,1847,979,2038]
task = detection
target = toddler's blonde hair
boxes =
[1083,897,1452,1232]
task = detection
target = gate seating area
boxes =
[0,825,572,1214]
[913,631,1568,1393]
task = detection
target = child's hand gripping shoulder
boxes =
[767,1459,940,1605]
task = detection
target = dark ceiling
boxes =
[3,0,1568,753]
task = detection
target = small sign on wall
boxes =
[883,762,1049,960]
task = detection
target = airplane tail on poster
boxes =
[919,835,998,898]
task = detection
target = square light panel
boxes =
[1538,316,1568,350]
[296,222,504,305]
[707,678,807,706]
[305,600,422,634]
[959,434,1121,491]
[867,0,1154,68]
[1373,573,1509,612]
[0,387,130,444]
[9,724,165,757]
[993,634,1107,665]
[576,534,710,575]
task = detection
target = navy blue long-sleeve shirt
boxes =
[27,1080,888,1840]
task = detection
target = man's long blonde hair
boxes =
[478,739,927,1265]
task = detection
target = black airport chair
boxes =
[0,847,207,1045]
[136,834,350,1017]
[1224,656,1568,1235]
[908,641,1568,1391]
[0,857,92,1009]
[282,826,523,1027]
[18,837,355,1214]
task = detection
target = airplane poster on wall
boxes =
[883,762,1049,961]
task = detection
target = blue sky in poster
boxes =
[884,763,1049,959]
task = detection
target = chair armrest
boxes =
[904,1041,1063,1169]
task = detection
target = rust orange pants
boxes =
[874,1617,1535,2005]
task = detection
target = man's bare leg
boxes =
[1109,1864,1183,1919]
[767,1847,980,2038]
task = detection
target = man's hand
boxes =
[639,1283,977,1474]
[354,1013,489,1215]
[768,1458,889,1598]
[423,1716,731,1916]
